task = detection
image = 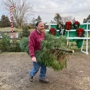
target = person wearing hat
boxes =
[28,21,49,83]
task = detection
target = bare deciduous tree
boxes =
[3,0,33,28]
[62,16,74,23]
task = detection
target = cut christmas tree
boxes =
[20,33,74,71]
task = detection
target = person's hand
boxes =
[32,57,37,62]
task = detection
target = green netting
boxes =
[65,31,77,42]
[80,25,87,29]
[76,40,83,48]
[49,24,90,48]
[65,31,77,37]
[50,24,90,30]
[80,24,90,30]
[56,31,60,36]
[51,25,58,29]
[88,25,90,30]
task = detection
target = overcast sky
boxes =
[30,0,90,23]
[0,0,90,23]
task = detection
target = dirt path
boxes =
[0,52,90,90]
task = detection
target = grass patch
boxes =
[0,27,34,32]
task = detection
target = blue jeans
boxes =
[29,62,46,79]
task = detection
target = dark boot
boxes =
[39,78,49,83]
[29,76,33,82]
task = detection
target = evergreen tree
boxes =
[20,37,28,53]
[83,14,90,23]
[0,15,10,27]
[35,33,69,71]
[54,13,62,24]
[35,15,42,22]
[1,35,10,51]
[0,21,1,27]
[1,15,6,27]
[5,16,10,27]
[20,33,73,71]
[22,26,30,37]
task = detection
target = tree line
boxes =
[0,15,42,28]
[1,0,90,29]
[0,15,10,28]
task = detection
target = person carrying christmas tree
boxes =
[28,21,49,83]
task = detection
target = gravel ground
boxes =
[0,52,90,90]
